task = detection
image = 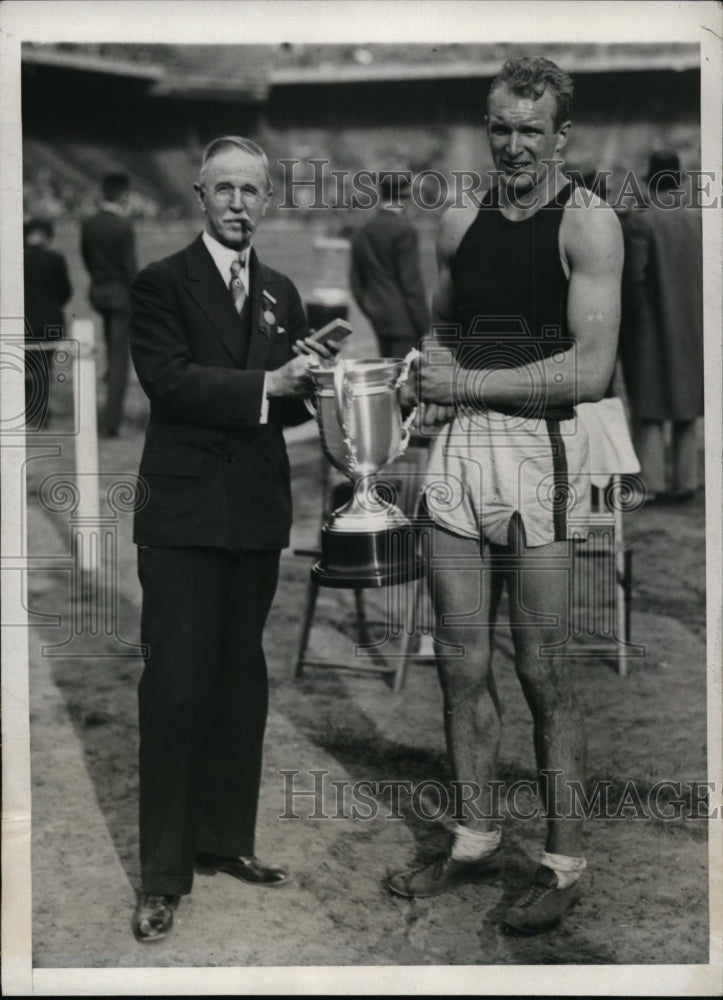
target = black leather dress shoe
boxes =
[194,853,292,887]
[132,892,179,943]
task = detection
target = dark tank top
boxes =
[449,182,574,421]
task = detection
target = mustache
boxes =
[224,218,254,231]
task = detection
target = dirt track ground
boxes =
[15,222,715,988]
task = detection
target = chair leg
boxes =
[623,549,633,639]
[617,547,634,678]
[615,579,628,678]
[394,575,424,692]
[291,579,320,680]
[611,496,630,677]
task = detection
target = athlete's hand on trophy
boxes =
[417,350,458,406]
[403,353,453,426]
[420,402,456,427]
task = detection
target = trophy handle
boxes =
[333,359,347,430]
[333,360,360,473]
[304,396,318,419]
[395,347,421,454]
[399,409,418,454]
[395,347,421,388]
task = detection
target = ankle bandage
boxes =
[451,823,502,861]
[541,851,587,889]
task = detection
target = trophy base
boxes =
[311,523,424,588]
[326,494,408,534]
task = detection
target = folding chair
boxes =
[572,398,645,676]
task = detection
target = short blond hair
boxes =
[488,57,573,130]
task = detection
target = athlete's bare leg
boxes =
[501,515,585,857]
[428,523,502,831]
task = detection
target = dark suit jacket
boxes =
[23,245,72,340]
[130,234,310,551]
[350,208,430,348]
[81,208,137,310]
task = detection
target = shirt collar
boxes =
[202,230,251,288]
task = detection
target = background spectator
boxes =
[620,150,704,502]
[350,174,430,358]
[23,217,72,430]
[80,171,138,438]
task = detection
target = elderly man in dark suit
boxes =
[129,136,335,943]
[350,173,430,357]
[81,171,137,437]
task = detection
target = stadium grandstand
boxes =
[22,42,700,222]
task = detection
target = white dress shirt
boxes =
[202,230,268,423]
[202,230,251,294]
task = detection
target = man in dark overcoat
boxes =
[620,150,704,501]
[350,173,430,357]
[81,171,137,437]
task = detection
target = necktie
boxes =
[229,255,247,313]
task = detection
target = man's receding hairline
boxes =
[199,138,272,191]
[200,149,265,176]
[200,148,265,177]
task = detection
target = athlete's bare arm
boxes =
[419,190,624,412]
[416,200,478,425]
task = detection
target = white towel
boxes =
[576,398,641,487]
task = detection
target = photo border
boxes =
[2,2,721,995]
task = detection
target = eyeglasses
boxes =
[205,183,267,207]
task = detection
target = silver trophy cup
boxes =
[306,355,423,586]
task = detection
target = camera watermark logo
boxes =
[324,445,646,665]
[4,470,149,658]
[413,318,580,439]
[278,769,716,822]
[1,335,79,435]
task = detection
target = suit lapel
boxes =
[184,237,279,370]
[245,250,279,371]
[184,235,247,366]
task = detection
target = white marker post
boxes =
[71,319,100,582]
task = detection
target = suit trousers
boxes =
[100,307,131,434]
[137,544,280,896]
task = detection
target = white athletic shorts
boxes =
[423,409,591,548]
